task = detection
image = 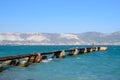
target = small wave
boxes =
[41,59,50,63]
[48,58,53,61]
[42,58,53,63]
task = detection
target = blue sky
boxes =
[0,0,120,33]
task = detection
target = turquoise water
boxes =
[0,45,120,80]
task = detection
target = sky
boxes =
[0,0,120,33]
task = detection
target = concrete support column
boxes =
[29,56,36,63]
[84,48,87,53]
[53,50,65,58]
[59,50,65,58]
[35,53,42,63]
[100,47,107,51]
[5,60,12,65]
[18,57,29,67]
[74,49,79,55]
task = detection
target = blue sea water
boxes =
[0,45,120,80]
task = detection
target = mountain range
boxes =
[0,31,120,45]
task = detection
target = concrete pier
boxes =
[0,46,107,72]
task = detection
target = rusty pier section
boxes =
[0,46,107,72]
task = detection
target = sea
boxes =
[0,45,120,80]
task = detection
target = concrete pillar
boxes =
[35,53,42,63]
[84,48,87,53]
[5,59,16,66]
[18,60,29,67]
[82,48,87,53]
[24,57,29,62]
[59,50,65,58]
[100,47,107,51]
[5,60,12,65]
[96,47,98,51]
[54,50,65,58]
[17,58,29,67]
[29,56,36,62]
[74,49,79,55]
[0,61,3,72]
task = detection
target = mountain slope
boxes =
[0,32,120,45]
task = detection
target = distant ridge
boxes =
[0,31,120,45]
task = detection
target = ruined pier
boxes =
[0,46,107,72]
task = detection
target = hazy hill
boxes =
[0,32,120,45]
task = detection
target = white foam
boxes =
[42,58,53,63]
[42,60,50,63]
[48,58,53,61]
